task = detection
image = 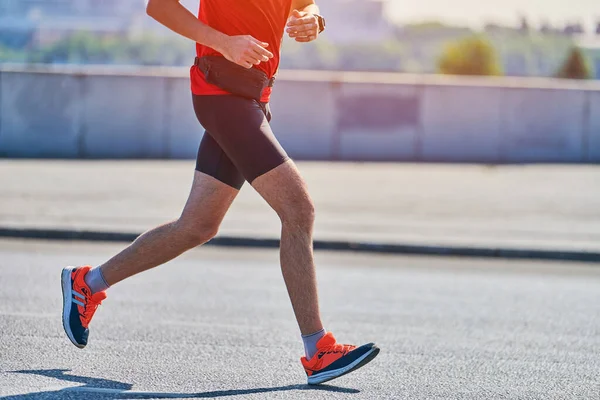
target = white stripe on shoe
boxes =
[61,266,85,349]
[72,298,84,307]
[73,290,85,300]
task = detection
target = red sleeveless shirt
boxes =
[191,0,292,103]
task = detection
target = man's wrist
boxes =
[300,3,319,15]
[313,14,325,33]
[205,30,229,54]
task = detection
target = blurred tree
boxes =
[29,32,118,64]
[540,21,554,35]
[0,31,33,49]
[338,41,406,72]
[519,15,530,34]
[583,48,600,79]
[555,47,592,79]
[280,38,340,70]
[437,35,503,76]
[484,22,501,33]
[596,22,600,35]
[0,43,19,62]
[564,23,585,36]
[396,21,472,43]
[25,32,193,65]
[0,21,580,78]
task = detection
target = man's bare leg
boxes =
[251,160,323,335]
[251,160,380,382]
[100,171,239,285]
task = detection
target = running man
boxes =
[61,0,379,385]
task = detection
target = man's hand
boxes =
[219,35,274,69]
[286,9,319,43]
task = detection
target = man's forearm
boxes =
[292,1,319,15]
[146,0,227,52]
[300,4,319,14]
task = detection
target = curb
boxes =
[1,227,599,263]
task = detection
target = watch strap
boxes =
[314,14,325,33]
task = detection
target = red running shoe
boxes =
[301,332,380,385]
[61,266,106,348]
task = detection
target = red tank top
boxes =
[191,0,292,103]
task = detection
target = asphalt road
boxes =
[0,239,599,399]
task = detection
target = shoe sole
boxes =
[307,345,380,385]
[61,266,85,349]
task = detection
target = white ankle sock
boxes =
[302,328,326,359]
[84,267,110,294]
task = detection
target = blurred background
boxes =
[0,0,598,77]
[0,0,598,254]
[0,0,598,249]
[0,0,599,163]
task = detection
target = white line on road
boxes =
[68,387,192,398]
[0,311,55,318]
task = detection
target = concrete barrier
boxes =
[588,91,600,162]
[82,75,167,158]
[165,77,203,159]
[421,85,503,162]
[0,64,599,163]
[269,79,336,160]
[334,82,420,161]
[501,88,587,162]
[0,71,82,158]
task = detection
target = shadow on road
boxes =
[3,369,360,399]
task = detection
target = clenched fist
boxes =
[286,10,319,43]
[220,35,274,69]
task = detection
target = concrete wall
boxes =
[269,79,337,160]
[421,85,503,162]
[334,82,420,161]
[501,88,588,162]
[588,90,600,162]
[1,64,599,162]
[0,71,82,158]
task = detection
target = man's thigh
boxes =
[192,95,289,184]
[196,130,246,190]
[179,171,239,228]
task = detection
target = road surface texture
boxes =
[0,239,598,399]
[1,161,599,252]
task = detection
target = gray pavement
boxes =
[1,239,599,399]
[1,160,599,254]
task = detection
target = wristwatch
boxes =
[314,14,326,34]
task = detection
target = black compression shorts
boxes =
[193,95,289,190]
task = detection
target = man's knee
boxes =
[252,160,315,229]
[279,197,315,229]
[175,218,220,247]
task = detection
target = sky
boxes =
[386,0,599,31]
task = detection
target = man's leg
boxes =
[99,171,239,285]
[251,160,322,335]
[251,160,379,384]
[187,95,379,384]
[192,95,323,335]
[62,165,242,348]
